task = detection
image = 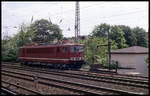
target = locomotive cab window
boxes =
[62,47,67,52]
[71,46,84,53]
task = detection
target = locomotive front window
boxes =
[78,46,84,52]
[71,46,84,53]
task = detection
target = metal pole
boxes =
[78,1,80,43]
[116,62,118,74]
[75,1,80,44]
[108,30,111,71]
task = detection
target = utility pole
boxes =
[75,1,80,44]
[97,29,112,71]
[108,29,111,70]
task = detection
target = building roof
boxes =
[111,46,149,54]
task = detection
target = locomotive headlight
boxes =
[75,57,77,61]
[70,57,73,60]
[71,57,76,61]
[78,57,80,60]
[79,57,81,60]
[73,57,75,61]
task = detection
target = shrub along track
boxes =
[2,62,148,95]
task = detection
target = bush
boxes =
[81,63,90,69]
[109,60,119,69]
[144,56,148,64]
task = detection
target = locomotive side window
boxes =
[62,47,67,52]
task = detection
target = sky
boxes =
[2,1,149,39]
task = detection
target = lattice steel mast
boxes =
[75,1,80,44]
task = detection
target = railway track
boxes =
[2,73,92,95]
[1,86,17,95]
[2,62,149,95]
[1,63,148,88]
[2,62,148,80]
[2,63,149,88]
[2,71,113,95]
[2,69,145,95]
[1,80,41,95]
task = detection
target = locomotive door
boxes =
[56,47,68,61]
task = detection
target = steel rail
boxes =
[2,64,148,85]
[2,65,148,88]
[2,70,145,95]
[2,62,148,80]
[2,62,148,79]
[2,72,100,95]
[1,86,17,95]
[79,69,149,80]
[2,80,41,95]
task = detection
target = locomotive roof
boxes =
[20,44,84,49]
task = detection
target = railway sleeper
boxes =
[2,70,146,95]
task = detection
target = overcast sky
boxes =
[2,1,149,38]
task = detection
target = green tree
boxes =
[14,23,34,47]
[110,25,128,48]
[30,19,63,43]
[118,25,137,47]
[91,23,110,38]
[2,18,64,62]
[91,23,127,49]
[133,27,148,47]
[80,36,118,67]
[144,56,149,64]
[2,37,18,62]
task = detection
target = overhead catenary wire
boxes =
[3,3,146,29]
[3,2,148,38]
[46,2,146,19]
[47,3,105,19]
[58,9,146,26]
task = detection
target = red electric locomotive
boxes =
[19,43,85,69]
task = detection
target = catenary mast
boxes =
[75,1,80,44]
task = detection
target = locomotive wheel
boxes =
[61,64,66,70]
[59,65,63,69]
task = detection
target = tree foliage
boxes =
[2,19,63,62]
[91,23,148,48]
[91,23,110,38]
[144,56,149,64]
[110,25,128,48]
[80,36,118,66]
[132,27,148,47]
[91,23,128,49]
[30,19,63,43]
[14,23,34,47]
[118,25,137,47]
[2,37,18,61]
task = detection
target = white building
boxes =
[111,46,149,76]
